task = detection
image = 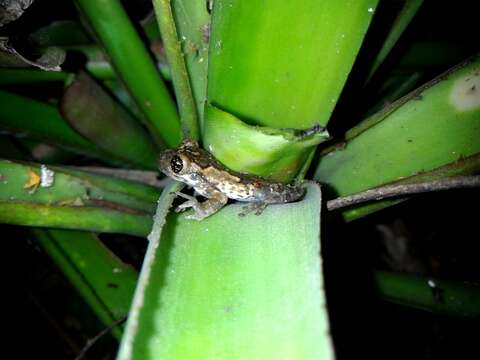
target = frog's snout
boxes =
[158,149,174,172]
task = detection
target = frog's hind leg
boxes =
[239,202,267,217]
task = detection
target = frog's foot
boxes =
[174,192,208,220]
[174,192,198,213]
[175,191,228,221]
[239,202,268,217]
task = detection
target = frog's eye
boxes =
[170,155,183,173]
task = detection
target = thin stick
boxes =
[326,175,480,211]
[74,316,127,360]
[72,166,169,188]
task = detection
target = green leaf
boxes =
[366,0,424,81]
[204,0,377,181]
[118,182,333,359]
[376,270,480,318]
[75,0,182,148]
[315,55,480,218]
[0,90,136,166]
[61,71,158,169]
[204,104,329,182]
[35,229,138,339]
[0,160,159,235]
[0,68,68,84]
[171,0,211,123]
[207,0,378,129]
[153,0,200,140]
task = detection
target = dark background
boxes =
[2,0,480,359]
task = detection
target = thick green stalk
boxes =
[35,229,138,339]
[205,0,378,181]
[208,0,378,128]
[153,0,200,140]
[376,271,480,318]
[75,0,182,148]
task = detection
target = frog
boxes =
[158,139,305,220]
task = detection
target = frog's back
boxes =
[191,145,305,203]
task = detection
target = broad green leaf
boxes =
[118,182,333,360]
[205,0,378,181]
[315,55,480,218]
[208,0,378,129]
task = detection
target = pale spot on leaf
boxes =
[449,71,480,112]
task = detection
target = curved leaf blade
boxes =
[118,182,333,360]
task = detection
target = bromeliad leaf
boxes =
[0,37,65,71]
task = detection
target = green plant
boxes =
[1,0,479,358]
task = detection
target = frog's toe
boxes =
[175,192,196,201]
[238,202,267,217]
[185,210,208,221]
[175,199,197,212]
[254,204,267,215]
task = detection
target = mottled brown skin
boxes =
[158,139,305,220]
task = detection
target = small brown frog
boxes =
[158,139,305,220]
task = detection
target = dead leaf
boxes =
[0,0,34,26]
[24,168,40,192]
[0,36,65,71]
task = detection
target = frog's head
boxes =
[158,139,202,185]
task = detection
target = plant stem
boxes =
[327,175,480,210]
[153,0,200,140]
[376,270,480,318]
[75,0,182,148]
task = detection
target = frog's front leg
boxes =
[175,191,228,221]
